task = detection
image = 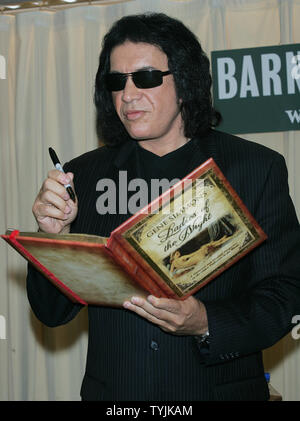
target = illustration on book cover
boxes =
[123,169,261,295]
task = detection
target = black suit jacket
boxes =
[26,130,300,401]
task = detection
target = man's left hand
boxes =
[123,295,208,336]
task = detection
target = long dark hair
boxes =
[94,13,221,146]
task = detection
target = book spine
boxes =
[108,236,179,299]
[107,237,174,299]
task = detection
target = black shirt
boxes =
[135,137,199,183]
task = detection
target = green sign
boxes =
[211,44,300,133]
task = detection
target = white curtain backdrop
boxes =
[0,0,300,400]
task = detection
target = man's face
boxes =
[110,41,184,146]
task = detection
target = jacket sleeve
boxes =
[26,159,84,327]
[26,263,83,327]
[202,153,300,365]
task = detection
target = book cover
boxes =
[110,158,267,298]
[2,158,267,306]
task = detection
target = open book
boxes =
[2,158,267,307]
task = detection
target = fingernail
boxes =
[65,205,71,214]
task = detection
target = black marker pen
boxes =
[48,147,76,203]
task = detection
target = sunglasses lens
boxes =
[133,70,162,88]
[105,74,126,91]
[105,70,168,91]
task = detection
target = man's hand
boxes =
[123,295,208,336]
[32,170,78,234]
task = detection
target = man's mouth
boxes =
[124,110,145,120]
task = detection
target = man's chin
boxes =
[130,135,157,142]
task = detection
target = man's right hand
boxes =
[32,170,78,234]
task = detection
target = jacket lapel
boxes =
[185,130,223,175]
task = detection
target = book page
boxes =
[16,236,147,306]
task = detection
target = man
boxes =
[27,13,300,401]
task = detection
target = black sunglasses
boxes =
[105,70,172,91]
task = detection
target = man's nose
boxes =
[122,76,142,102]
